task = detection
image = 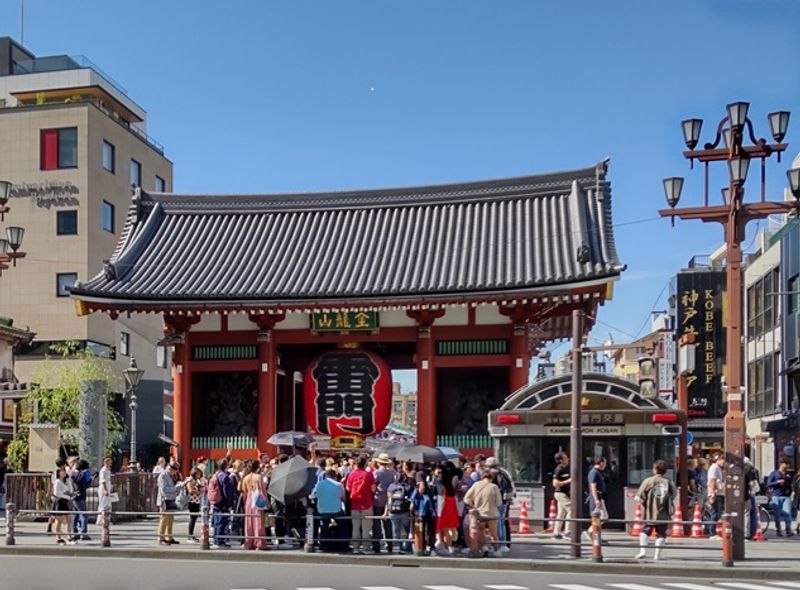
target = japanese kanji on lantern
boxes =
[304,349,392,447]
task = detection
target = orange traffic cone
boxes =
[671,503,685,538]
[752,508,767,542]
[545,499,557,533]
[518,500,531,534]
[630,503,643,536]
[690,504,706,538]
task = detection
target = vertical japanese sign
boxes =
[675,270,727,418]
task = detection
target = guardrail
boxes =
[2,503,741,565]
[435,434,492,449]
[191,436,258,449]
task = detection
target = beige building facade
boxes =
[0,38,173,459]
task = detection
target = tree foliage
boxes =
[6,341,124,471]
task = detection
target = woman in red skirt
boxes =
[435,462,461,555]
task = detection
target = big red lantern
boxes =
[304,349,392,445]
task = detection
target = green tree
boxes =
[6,341,124,471]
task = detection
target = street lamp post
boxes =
[661,102,798,560]
[123,356,145,470]
[0,180,26,276]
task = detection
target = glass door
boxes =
[583,438,624,521]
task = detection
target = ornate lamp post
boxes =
[0,180,26,276]
[661,102,798,560]
[123,356,145,470]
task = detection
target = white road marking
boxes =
[609,584,666,590]
[486,586,529,590]
[297,588,338,590]
[664,584,720,590]
[718,585,786,590]
[551,585,605,590]
[363,587,407,590]
[424,586,472,590]
[768,585,800,590]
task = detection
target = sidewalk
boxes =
[4,515,799,579]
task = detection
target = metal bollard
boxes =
[200,505,210,550]
[304,507,315,553]
[721,513,733,567]
[412,512,424,556]
[591,510,603,563]
[101,508,111,548]
[5,503,15,546]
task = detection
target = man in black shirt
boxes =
[551,452,571,540]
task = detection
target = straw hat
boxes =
[375,452,392,465]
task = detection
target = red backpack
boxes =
[207,473,222,505]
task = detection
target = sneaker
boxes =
[56,539,65,545]
[709,535,722,540]
[186,536,199,544]
[81,535,91,541]
[212,542,230,549]
[552,534,563,540]
[786,532,795,538]
[776,531,784,538]
[168,538,180,545]
[582,530,592,542]
[498,545,511,555]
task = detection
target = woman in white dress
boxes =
[98,456,113,514]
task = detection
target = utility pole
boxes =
[569,309,584,558]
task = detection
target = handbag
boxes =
[109,492,120,503]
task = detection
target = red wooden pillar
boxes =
[408,310,444,447]
[164,314,199,466]
[509,322,530,392]
[250,314,284,454]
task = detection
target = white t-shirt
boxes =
[707,463,724,497]
[99,466,111,496]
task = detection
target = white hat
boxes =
[485,457,498,467]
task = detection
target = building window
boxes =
[102,140,115,173]
[155,175,166,192]
[120,332,130,357]
[789,274,800,316]
[56,273,77,297]
[40,127,77,170]
[130,159,142,187]
[102,200,115,233]
[747,268,780,339]
[156,345,167,368]
[747,353,778,418]
[56,210,78,235]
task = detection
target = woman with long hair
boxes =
[185,466,206,542]
[52,467,74,545]
[240,459,268,550]
[435,462,461,555]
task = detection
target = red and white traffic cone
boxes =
[690,504,706,538]
[671,503,685,538]
[545,499,557,533]
[518,500,531,534]
[752,507,767,542]
[630,503,643,537]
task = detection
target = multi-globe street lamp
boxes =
[0,180,26,276]
[123,356,145,471]
[661,102,799,561]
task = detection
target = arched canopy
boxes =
[500,372,671,412]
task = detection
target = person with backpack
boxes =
[743,457,760,540]
[207,459,236,548]
[633,459,676,561]
[345,455,376,554]
[70,459,92,541]
[410,479,437,554]
[386,471,414,554]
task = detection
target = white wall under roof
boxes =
[0,68,147,126]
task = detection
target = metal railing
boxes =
[435,434,492,449]
[191,436,258,449]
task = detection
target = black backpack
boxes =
[390,482,412,514]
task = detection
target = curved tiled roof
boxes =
[71,161,625,306]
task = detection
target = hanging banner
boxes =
[304,349,392,444]
[675,270,727,418]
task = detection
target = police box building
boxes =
[69,161,626,467]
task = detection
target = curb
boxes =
[0,545,795,580]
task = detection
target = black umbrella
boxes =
[267,431,316,448]
[267,456,318,504]
[394,444,447,464]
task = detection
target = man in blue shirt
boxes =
[767,458,794,537]
[583,457,607,541]
[313,469,346,552]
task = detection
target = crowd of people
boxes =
[147,448,516,556]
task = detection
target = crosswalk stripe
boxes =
[718,584,783,590]
[424,586,472,590]
[363,587,407,590]
[767,585,800,590]
[486,586,529,590]
[609,584,665,590]
[664,584,719,590]
[550,585,604,590]
[297,587,338,590]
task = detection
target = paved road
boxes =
[0,556,796,590]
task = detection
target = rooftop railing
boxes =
[12,54,129,96]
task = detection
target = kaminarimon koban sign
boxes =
[304,349,392,447]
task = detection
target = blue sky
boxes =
[2,1,799,389]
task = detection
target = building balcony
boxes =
[12,54,129,96]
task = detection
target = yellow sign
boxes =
[311,311,379,332]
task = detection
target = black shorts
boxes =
[643,524,668,539]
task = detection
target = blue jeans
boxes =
[212,505,230,545]
[746,497,757,538]
[71,498,88,535]
[772,496,793,532]
[390,513,411,553]
[706,495,724,536]
[497,503,508,546]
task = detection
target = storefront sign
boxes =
[545,413,623,426]
[304,349,392,440]
[675,270,727,418]
[10,181,80,208]
[545,425,623,436]
[311,311,379,332]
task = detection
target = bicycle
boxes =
[691,491,770,535]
